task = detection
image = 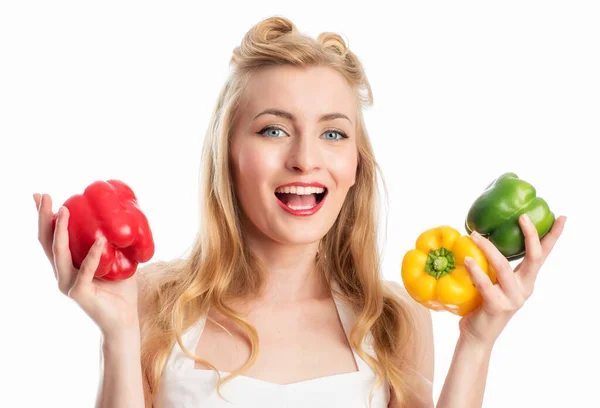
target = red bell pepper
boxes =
[51,180,155,281]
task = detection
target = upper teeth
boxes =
[275,186,325,195]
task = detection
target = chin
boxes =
[271,223,328,246]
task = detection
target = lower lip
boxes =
[275,192,327,216]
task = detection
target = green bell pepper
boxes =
[465,172,555,261]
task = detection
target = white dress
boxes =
[153,286,391,408]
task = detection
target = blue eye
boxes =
[257,126,349,141]
[258,126,287,138]
[321,130,348,141]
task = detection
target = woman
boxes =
[34,16,566,408]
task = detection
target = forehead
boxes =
[240,65,358,122]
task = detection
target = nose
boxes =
[285,131,323,173]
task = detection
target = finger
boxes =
[36,193,55,263]
[33,193,41,211]
[470,231,519,297]
[515,213,545,284]
[464,256,499,302]
[518,215,567,286]
[69,236,106,301]
[52,206,76,293]
[540,215,567,259]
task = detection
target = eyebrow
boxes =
[253,108,352,125]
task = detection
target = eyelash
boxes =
[256,125,349,141]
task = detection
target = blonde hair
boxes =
[140,15,424,407]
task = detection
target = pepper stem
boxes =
[425,248,456,279]
[433,257,448,271]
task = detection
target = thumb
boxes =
[68,236,106,302]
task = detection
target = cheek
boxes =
[232,141,281,204]
[325,147,358,188]
[235,145,279,182]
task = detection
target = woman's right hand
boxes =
[35,193,141,342]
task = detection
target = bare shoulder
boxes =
[382,279,411,299]
[136,262,167,291]
[382,279,421,312]
[134,259,186,316]
[135,263,158,319]
[383,279,435,405]
[382,279,433,336]
[135,263,155,291]
[134,261,173,318]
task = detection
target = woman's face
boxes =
[230,65,359,247]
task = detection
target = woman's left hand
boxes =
[459,213,567,347]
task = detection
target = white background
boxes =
[1,1,599,407]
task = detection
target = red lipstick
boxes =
[274,182,328,216]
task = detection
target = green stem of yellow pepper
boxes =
[425,248,456,279]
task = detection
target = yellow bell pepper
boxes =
[401,226,496,316]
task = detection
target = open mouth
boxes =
[274,186,328,210]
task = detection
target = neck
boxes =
[241,222,330,304]
[257,243,328,303]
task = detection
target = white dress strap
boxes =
[164,314,208,371]
[331,282,378,372]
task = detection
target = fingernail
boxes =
[470,231,481,241]
[521,214,530,224]
[464,256,473,265]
